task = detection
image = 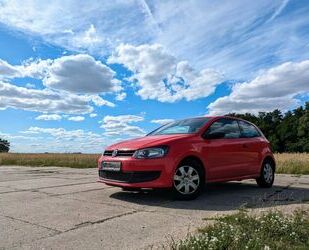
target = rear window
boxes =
[238,120,261,138]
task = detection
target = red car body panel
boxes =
[98,116,275,188]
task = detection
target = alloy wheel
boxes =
[263,163,273,184]
[173,165,200,195]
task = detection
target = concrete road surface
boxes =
[0,166,308,249]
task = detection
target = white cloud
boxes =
[0,55,121,114]
[90,95,115,107]
[25,83,36,88]
[1,55,121,95]
[0,1,154,54]
[151,1,309,77]
[151,119,174,125]
[0,81,93,114]
[108,44,222,102]
[17,58,52,79]
[267,0,290,23]
[89,113,97,118]
[24,127,88,137]
[68,116,85,122]
[15,127,109,153]
[1,1,308,79]
[36,114,62,121]
[43,54,121,94]
[115,92,126,101]
[72,24,102,50]
[101,114,145,137]
[0,59,20,78]
[208,60,309,114]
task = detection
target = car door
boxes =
[238,120,263,175]
[201,118,246,181]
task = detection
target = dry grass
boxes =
[275,153,309,175]
[0,153,308,174]
[0,153,100,168]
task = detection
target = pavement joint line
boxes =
[47,187,115,196]
[298,182,309,185]
[0,214,62,234]
[47,191,180,212]
[47,194,153,210]
[0,181,97,194]
[0,177,54,183]
[33,187,115,197]
[46,177,96,180]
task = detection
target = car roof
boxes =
[174,116,255,125]
[183,115,241,120]
[179,116,257,125]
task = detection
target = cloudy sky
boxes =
[0,0,309,153]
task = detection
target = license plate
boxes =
[101,161,121,171]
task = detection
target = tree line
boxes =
[229,102,309,153]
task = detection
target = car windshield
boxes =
[148,117,210,135]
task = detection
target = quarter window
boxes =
[205,118,241,139]
[238,120,261,138]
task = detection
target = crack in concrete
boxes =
[0,214,61,234]
[262,183,293,202]
[242,180,302,208]
[65,210,140,232]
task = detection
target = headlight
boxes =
[133,146,168,159]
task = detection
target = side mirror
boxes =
[204,131,225,139]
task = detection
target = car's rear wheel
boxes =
[256,160,275,188]
[172,160,204,200]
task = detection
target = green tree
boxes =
[228,102,309,153]
[0,138,10,153]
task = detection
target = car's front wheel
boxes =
[256,160,275,188]
[172,160,204,200]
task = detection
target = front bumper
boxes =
[97,156,174,188]
[98,170,161,183]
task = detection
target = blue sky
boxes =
[0,0,308,153]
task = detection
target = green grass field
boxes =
[0,152,309,175]
[172,209,309,249]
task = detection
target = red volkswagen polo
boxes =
[98,116,275,199]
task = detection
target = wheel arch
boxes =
[177,155,206,180]
[262,155,276,171]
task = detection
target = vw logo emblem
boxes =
[112,149,118,157]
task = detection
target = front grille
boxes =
[103,150,135,157]
[99,170,161,183]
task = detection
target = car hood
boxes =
[106,134,193,150]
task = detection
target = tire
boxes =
[172,160,204,200]
[256,160,275,188]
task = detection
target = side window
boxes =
[204,118,241,139]
[238,120,261,138]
